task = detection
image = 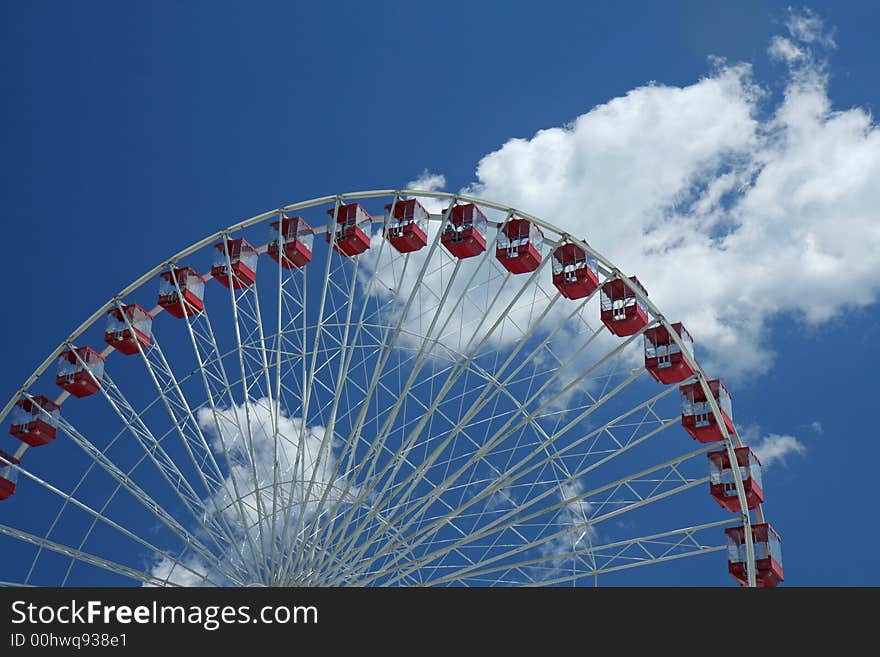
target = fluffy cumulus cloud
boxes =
[147,398,354,585]
[749,433,807,468]
[195,398,346,532]
[737,423,808,469]
[411,9,878,382]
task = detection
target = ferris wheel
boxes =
[0,189,783,587]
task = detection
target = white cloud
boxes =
[379,8,878,383]
[810,420,824,435]
[147,398,354,585]
[407,170,446,195]
[749,433,807,468]
[537,481,596,569]
[768,36,806,64]
[195,398,348,534]
[145,555,211,587]
[785,7,835,48]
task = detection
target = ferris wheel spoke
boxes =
[375,406,678,577]
[49,417,244,586]
[328,329,649,584]
[57,469,241,587]
[4,463,231,586]
[173,284,265,582]
[293,215,408,579]
[284,248,365,578]
[343,398,683,586]
[524,545,727,587]
[302,376,510,579]
[340,315,612,553]
[424,520,734,586]
[300,352,648,580]
[306,382,508,581]
[308,368,508,576]
[0,523,190,587]
[80,367,235,555]
[274,199,343,578]
[24,444,125,584]
[289,206,463,578]
[127,328,250,569]
[283,262,452,580]
[14,401,230,587]
[219,239,275,578]
[136,342,224,491]
[312,285,581,576]
[412,402,681,557]
[29,401,231,579]
[268,230,288,575]
[63,350,206,516]
[322,226,559,577]
[366,448,711,586]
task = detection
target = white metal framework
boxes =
[0,189,759,587]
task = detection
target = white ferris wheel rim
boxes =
[0,188,760,587]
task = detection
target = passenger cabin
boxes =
[385,199,429,253]
[56,347,105,398]
[496,218,543,274]
[643,322,694,384]
[268,216,314,268]
[441,203,487,259]
[725,523,784,587]
[0,450,19,500]
[104,304,153,355]
[600,276,649,336]
[551,241,599,299]
[158,267,205,319]
[9,395,60,446]
[327,203,372,256]
[680,379,734,443]
[708,446,764,512]
[212,238,258,289]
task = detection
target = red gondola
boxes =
[707,446,764,512]
[104,304,153,356]
[212,238,258,289]
[551,241,599,299]
[158,267,205,319]
[10,395,60,446]
[268,216,314,268]
[56,347,105,398]
[600,276,649,336]
[725,523,784,587]
[643,322,694,384]
[326,203,372,256]
[0,450,19,500]
[385,199,429,253]
[441,203,487,259]
[680,379,734,443]
[496,218,543,274]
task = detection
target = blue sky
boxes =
[1,1,878,585]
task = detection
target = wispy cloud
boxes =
[749,433,807,468]
[537,481,595,570]
[768,35,806,64]
[785,6,836,47]
[146,399,354,586]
